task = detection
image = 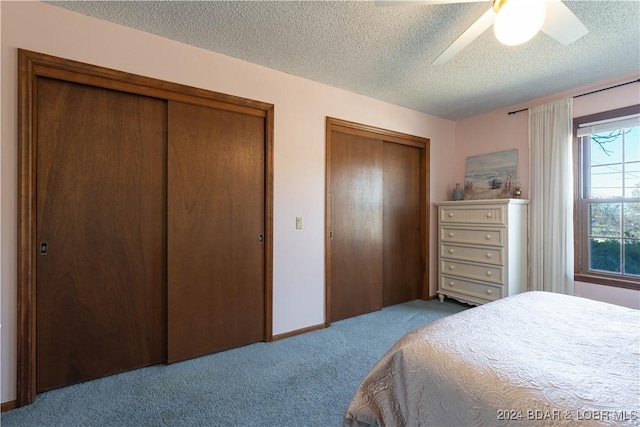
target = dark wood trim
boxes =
[17,49,37,408]
[35,66,265,118]
[575,273,640,290]
[271,323,326,341]
[324,118,333,327]
[264,105,275,342]
[572,104,640,291]
[1,400,17,412]
[572,131,583,282]
[17,49,274,407]
[26,50,270,117]
[421,139,431,300]
[324,117,430,325]
[329,118,427,148]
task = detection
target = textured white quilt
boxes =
[344,291,640,426]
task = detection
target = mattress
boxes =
[344,291,640,426]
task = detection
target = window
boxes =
[574,105,640,289]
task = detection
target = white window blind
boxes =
[577,113,640,137]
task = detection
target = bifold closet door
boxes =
[167,101,265,363]
[36,78,167,392]
[329,131,383,322]
[383,142,422,306]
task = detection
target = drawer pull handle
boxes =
[449,248,455,254]
[449,281,455,287]
[486,212,492,218]
[448,232,454,237]
[448,212,454,217]
[486,253,492,258]
[486,271,492,276]
[449,265,455,270]
[485,234,492,240]
[486,289,493,295]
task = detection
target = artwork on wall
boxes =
[464,149,518,200]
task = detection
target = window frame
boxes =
[573,104,640,290]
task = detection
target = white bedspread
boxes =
[344,291,640,426]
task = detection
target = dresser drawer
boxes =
[439,205,507,226]
[441,243,503,265]
[440,226,504,247]
[441,259,504,284]
[439,274,503,302]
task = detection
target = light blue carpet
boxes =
[2,299,468,426]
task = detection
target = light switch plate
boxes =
[296,217,303,229]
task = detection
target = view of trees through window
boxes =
[587,125,639,276]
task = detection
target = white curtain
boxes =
[529,98,574,294]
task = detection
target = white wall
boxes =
[0,1,455,403]
[574,282,640,309]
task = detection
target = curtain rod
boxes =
[507,78,640,116]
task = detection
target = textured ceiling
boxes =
[47,1,640,121]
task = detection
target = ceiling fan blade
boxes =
[541,0,588,45]
[375,0,484,6]
[432,7,495,65]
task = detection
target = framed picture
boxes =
[464,149,517,200]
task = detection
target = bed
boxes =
[344,291,640,426]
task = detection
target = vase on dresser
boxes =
[436,199,529,306]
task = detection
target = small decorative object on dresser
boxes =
[437,199,529,305]
[513,186,522,198]
[452,183,464,201]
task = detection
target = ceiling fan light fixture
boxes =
[493,0,546,46]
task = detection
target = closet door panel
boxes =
[383,142,422,306]
[168,101,265,363]
[329,131,383,322]
[36,77,167,392]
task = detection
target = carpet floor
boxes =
[2,298,467,426]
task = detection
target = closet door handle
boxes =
[258,234,264,243]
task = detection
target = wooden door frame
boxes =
[17,49,274,407]
[324,117,430,326]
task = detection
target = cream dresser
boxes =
[437,199,529,305]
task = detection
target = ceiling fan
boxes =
[377,0,588,65]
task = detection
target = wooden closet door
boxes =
[167,101,265,363]
[36,78,167,392]
[383,142,422,306]
[329,131,383,322]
